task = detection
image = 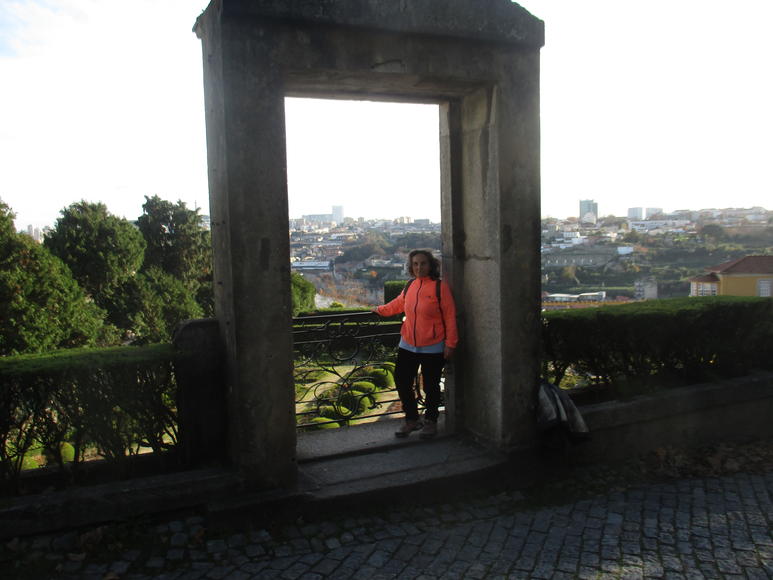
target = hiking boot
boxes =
[419,420,437,439]
[395,420,422,438]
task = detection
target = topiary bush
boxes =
[369,368,395,389]
[351,381,376,394]
[318,404,351,426]
[299,416,339,430]
[349,366,395,390]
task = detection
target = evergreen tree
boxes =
[0,200,115,355]
[291,272,316,316]
[137,195,213,315]
[114,266,204,343]
[44,201,146,306]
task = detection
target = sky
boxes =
[1,0,772,231]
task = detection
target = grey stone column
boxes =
[448,51,542,451]
[495,51,543,450]
[197,13,296,488]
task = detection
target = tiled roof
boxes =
[690,273,719,283]
[706,255,773,274]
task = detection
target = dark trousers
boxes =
[395,347,445,422]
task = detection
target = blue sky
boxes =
[1,0,772,230]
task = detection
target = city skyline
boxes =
[2,1,772,230]
[10,199,773,234]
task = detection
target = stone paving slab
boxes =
[3,470,773,579]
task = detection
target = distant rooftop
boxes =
[706,255,773,274]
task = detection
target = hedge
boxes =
[384,280,411,303]
[542,297,773,389]
[0,344,178,494]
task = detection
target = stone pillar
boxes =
[172,318,227,467]
[443,54,542,451]
[196,13,296,488]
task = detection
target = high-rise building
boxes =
[332,205,344,223]
[627,207,643,220]
[24,225,42,242]
[579,199,598,224]
[645,207,663,219]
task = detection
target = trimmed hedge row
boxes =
[0,345,178,494]
[384,280,410,303]
[542,297,773,389]
[5,297,771,493]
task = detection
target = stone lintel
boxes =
[196,0,544,49]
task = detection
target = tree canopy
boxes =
[291,272,316,316]
[44,201,146,303]
[0,200,115,355]
[137,196,211,286]
[113,266,204,343]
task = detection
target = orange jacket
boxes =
[376,277,458,349]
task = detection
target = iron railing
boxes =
[293,311,436,429]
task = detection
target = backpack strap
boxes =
[436,279,446,339]
[401,278,415,297]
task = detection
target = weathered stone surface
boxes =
[577,372,773,465]
[194,0,543,487]
[197,0,544,48]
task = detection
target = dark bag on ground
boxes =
[536,380,589,441]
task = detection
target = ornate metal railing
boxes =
[293,311,422,430]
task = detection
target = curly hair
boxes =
[406,249,441,279]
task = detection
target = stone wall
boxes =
[573,373,773,465]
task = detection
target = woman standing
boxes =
[372,249,458,439]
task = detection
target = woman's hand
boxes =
[444,346,455,360]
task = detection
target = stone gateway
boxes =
[194,0,544,489]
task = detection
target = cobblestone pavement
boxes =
[3,469,773,579]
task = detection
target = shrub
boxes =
[542,296,773,389]
[291,272,316,316]
[350,366,395,390]
[339,392,365,415]
[384,280,410,303]
[0,344,178,494]
[299,416,339,430]
[369,368,395,389]
[318,404,351,426]
[351,381,376,394]
[21,453,39,471]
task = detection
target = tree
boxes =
[0,200,115,355]
[137,195,212,309]
[115,266,204,343]
[44,201,146,305]
[291,272,316,315]
[623,230,642,244]
[699,224,727,244]
[560,265,580,285]
[335,231,392,264]
[392,232,441,251]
